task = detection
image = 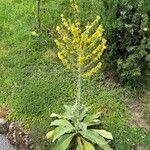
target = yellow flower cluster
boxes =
[70,0,79,13]
[54,0,107,77]
[61,14,69,28]
[78,55,84,65]
[58,51,70,69]
[71,22,81,46]
[86,25,104,43]
[83,62,102,77]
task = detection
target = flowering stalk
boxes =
[76,54,81,117]
[55,0,107,117]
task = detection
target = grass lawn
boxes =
[0,0,150,149]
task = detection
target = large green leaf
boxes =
[82,138,95,150]
[76,137,83,150]
[80,129,110,150]
[54,133,75,150]
[51,119,73,128]
[53,126,75,142]
[94,130,113,140]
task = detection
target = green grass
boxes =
[0,0,150,149]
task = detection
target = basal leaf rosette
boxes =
[46,105,113,150]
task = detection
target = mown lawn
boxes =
[0,0,150,149]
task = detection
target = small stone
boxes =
[0,134,15,150]
[0,118,9,134]
[7,122,35,149]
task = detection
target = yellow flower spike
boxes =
[58,51,70,68]
[86,16,100,31]
[83,62,102,77]
[54,0,106,78]
[92,45,101,55]
[70,0,79,13]
[61,14,69,28]
[102,38,107,45]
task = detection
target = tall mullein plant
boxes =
[46,1,113,150]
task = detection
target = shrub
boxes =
[100,0,150,84]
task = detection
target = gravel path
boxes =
[0,134,15,150]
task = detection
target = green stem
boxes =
[76,57,81,118]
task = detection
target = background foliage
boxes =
[99,0,150,84]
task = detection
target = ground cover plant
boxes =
[0,0,150,150]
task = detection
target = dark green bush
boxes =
[100,0,150,84]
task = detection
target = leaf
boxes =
[94,130,113,140]
[54,133,75,150]
[53,126,75,142]
[51,119,73,128]
[46,130,54,139]
[63,105,74,120]
[79,105,88,121]
[76,137,83,150]
[82,138,95,150]
[145,54,150,61]
[84,119,101,127]
[77,122,87,131]
[83,112,101,126]
[80,129,108,147]
[101,144,113,150]
[50,113,62,118]
[64,105,73,112]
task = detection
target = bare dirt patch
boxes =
[132,145,145,150]
[0,107,9,119]
[128,101,150,131]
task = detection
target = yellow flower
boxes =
[56,26,60,31]
[61,14,69,28]
[58,51,71,69]
[31,31,38,36]
[70,0,79,13]
[96,15,101,20]
[78,56,84,65]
